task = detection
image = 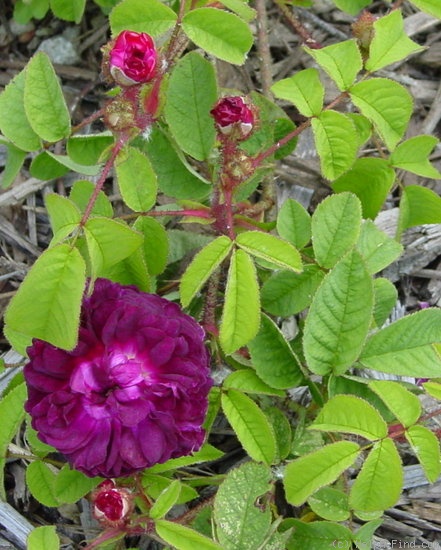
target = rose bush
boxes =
[24,279,212,478]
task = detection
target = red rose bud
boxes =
[210,97,254,138]
[92,480,133,526]
[109,31,157,86]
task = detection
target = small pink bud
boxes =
[92,480,133,526]
[109,31,157,87]
[210,97,254,138]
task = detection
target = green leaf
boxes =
[332,158,396,219]
[142,127,210,199]
[143,475,197,504]
[50,0,85,22]
[423,381,441,401]
[147,443,223,474]
[24,52,70,142]
[311,193,362,269]
[356,220,403,274]
[390,135,441,179]
[261,265,324,317]
[219,0,256,21]
[303,249,374,376]
[284,441,360,505]
[27,526,60,550]
[1,142,27,188]
[167,229,212,264]
[221,389,276,464]
[54,466,100,504]
[67,133,114,165]
[115,147,157,212]
[312,110,357,180]
[277,198,311,249]
[4,245,86,354]
[0,69,41,151]
[350,438,402,512]
[236,231,302,272]
[311,395,388,440]
[286,520,353,550]
[308,487,350,521]
[133,217,168,276]
[223,369,286,397]
[365,10,423,72]
[372,278,398,328]
[405,425,441,483]
[150,480,182,520]
[84,217,143,277]
[26,461,59,507]
[332,0,371,15]
[0,383,27,500]
[99,248,150,292]
[30,152,69,180]
[182,8,253,65]
[347,113,372,147]
[14,0,49,23]
[156,520,222,550]
[265,406,292,461]
[349,78,413,151]
[369,380,421,427]
[25,423,56,458]
[109,0,177,36]
[164,52,217,161]
[305,40,362,91]
[248,314,304,389]
[409,0,441,18]
[353,520,384,550]
[359,308,441,377]
[214,462,272,550]
[398,185,441,233]
[69,180,113,218]
[180,236,233,307]
[219,249,260,355]
[271,68,324,117]
[45,194,81,237]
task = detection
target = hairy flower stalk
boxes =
[24,279,212,478]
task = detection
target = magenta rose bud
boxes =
[109,30,157,86]
[210,96,254,138]
[92,480,133,526]
[24,279,212,478]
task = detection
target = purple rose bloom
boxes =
[24,279,212,478]
[109,30,157,86]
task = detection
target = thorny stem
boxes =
[274,0,321,49]
[164,0,190,65]
[120,208,213,221]
[255,0,274,98]
[71,108,105,135]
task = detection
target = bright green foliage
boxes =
[180,236,233,307]
[155,520,223,550]
[365,10,423,72]
[27,526,60,550]
[372,278,398,328]
[271,68,324,117]
[31,151,101,179]
[310,395,388,440]
[349,78,413,151]
[67,133,114,165]
[405,425,441,483]
[305,40,362,91]
[0,383,27,500]
[24,53,71,143]
[221,389,277,464]
[356,220,403,274]
[99,248,150,292]
[223,369,285,397]
[353,520,384,550]
[311,110,358,180]
[359,308,441,377]
[0,70,41,151]
[284,441,360,505]
[4,245,86,354]
[165,53,217,161]
[213,461,272,550]
[265,406,292,461]
[390,135,441,179]
[347,114,372,147]
[398,185,441,233]
[69,180,113,218]
[45,194,81,243]
[423,381,441,401]
[409,0,441,18]
[303,249,374,375]
[109,0,177,35]
[248,314,304,389]
[369,380,421,427]
[308,487,350,521]
[143,475,197,505]
[350,438,402,512]
[182,8,253,65]
[332,158,396,219]
[147,444,224,474]
[115,146,157,212]
[219,0,256,22]
[13,0,49,24]
[333,0,371,15]
[0,142,27,188]
[26,460,60,507]
[150,480,181,519]
[276,198,311,249]
[50,0,85,22]
[236,231,302,272]
[261,265,325,317]
[219,249,260,354]
[311,193,362,268]
[133,217,168,276]
[286,520,353,550]
[54,466,100,504]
